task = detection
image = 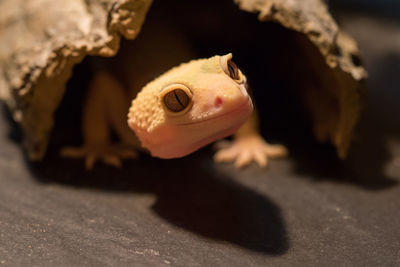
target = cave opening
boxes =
[51,0,338,164]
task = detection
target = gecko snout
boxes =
[212,83,251,110]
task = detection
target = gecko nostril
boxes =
[214,97,223,107]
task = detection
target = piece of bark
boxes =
[0,0,366,160]
[0,0,152,160]
[235,0,367,157]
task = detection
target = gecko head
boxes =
[128,53,253,159]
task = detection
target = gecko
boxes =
[61,53,287,170]
[60,20,287,169]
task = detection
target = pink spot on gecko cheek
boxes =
[214,97,223,107]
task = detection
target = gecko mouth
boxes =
[144,96,252,159]
[176,98,253,126]
[176,98,252,155]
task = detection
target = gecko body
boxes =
[61,22,287,169]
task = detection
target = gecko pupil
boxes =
[164,89,190,112]
[227,60,239,80]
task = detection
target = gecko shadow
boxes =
[29,146,289,255]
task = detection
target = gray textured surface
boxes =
[0,11,400,267]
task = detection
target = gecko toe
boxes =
[102,155,122,168]
[264,144,288,157]
[234,150,252,168]
[254,150,268,168]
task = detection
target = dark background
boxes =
[0,1,399,266]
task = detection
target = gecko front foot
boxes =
[214,135,288,168]
[60,143,138,170]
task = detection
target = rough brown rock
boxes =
[0,0,152,159]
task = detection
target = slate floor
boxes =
[0,9,399,267]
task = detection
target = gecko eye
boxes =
[161,84,193,114]
[220,54,242,81]
[164,89,190,112]
[227,60,240,80]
